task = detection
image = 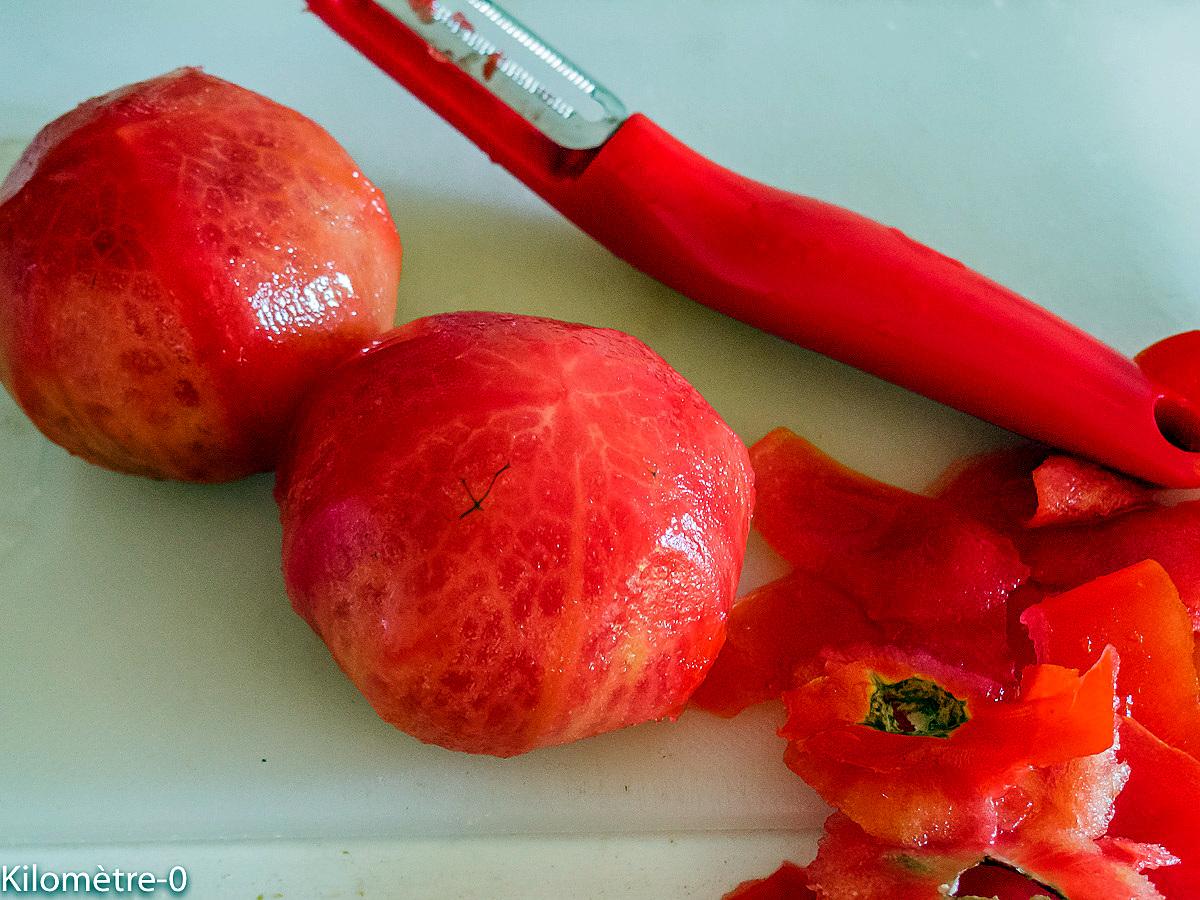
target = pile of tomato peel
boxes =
[702,410,1200,898]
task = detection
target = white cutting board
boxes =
[2,2,1199,897]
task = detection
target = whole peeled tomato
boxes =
[0,68,401,481]
[275,312,755,756]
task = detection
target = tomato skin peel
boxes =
[706,430,1199,897]
[1109,717,1200,898]
[720,428,1029,693]
[1021,560,1200,761]
[691,571,882,718]
[787,812,1167,900]
[780,649,1118,849]
[932,446,1200,630]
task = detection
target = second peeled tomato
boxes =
[275,312,756,757]
[0,68,401,481]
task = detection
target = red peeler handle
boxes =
[552,116,1200,486]
[309,0,1200,487]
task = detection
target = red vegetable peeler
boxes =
[308,0,1200,487]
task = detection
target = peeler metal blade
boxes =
[374,0,626,149]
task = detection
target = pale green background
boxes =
[1,1,1198,897]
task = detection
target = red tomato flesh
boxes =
[0,68,400,480]
[275,312,754,756]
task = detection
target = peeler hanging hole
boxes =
[1153,394,1200,453]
